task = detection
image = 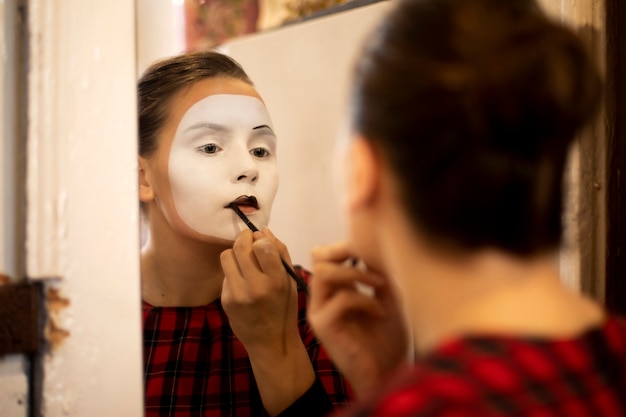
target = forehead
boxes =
[167,77,263,128]
[177,95,272,131]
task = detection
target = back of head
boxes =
[351,0,602,255]
[138,51,253,158]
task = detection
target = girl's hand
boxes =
[221,229,316,416]
[307,241,409,398]
[220,228,300,355]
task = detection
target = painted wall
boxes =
[136,0,186,77]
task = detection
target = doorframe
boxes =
[604,0,626,314]
[25,1,144,415]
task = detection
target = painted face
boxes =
[168,94,279,241]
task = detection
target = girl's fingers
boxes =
[311,241,354,264]
[260,228,293,266]
[309,262,384,310]
[313,259,384,290]
[251,234,289,282]
[308,288,387,331]
[231,229,264,278]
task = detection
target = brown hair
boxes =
[138,50,253,157]
[350,0,602,255]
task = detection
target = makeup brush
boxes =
[228,203,309,294]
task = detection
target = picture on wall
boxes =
[184,0,354,50]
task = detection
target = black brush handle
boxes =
[229,203,260,232]
[229,204,309,294]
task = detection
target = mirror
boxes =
[135,2,390,415]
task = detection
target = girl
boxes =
[308,0,626,415]
[138,51,351,417]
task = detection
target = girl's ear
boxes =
[345,136,380,212]
[138,157,155,203]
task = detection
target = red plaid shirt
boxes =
[143,267,352,417]
[338,316,626,417]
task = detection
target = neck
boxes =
[376,206,604,355]
[140,215,230,307]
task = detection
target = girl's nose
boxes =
[237,172,258,183]
[234,156,259,184]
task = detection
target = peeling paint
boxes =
[47,287,70,310]
[46,287,70,350]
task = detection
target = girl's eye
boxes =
[198,143,220,154]
[251,148,270,158]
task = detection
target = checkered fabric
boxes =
[143,266,352,417]
[339,316,626,417]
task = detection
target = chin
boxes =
[200,234,237,248]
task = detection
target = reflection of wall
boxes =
[220,1,393,269]
[137,0,186,76]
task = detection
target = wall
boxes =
[136,0,186,77]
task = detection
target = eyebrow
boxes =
[184,122,228,133]
[184,123,275,134]
[253,124,275,133]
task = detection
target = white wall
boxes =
[136,0,186,77]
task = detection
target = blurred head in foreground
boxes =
[341,0,601,268]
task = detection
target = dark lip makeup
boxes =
[226,195,260,210]
[227,199,309,295]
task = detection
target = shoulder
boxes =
[337,364,480,417]
[600,314,626,353]
[338,338,531,417]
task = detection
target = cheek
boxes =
[348,217,384,274]
[168,148,226,203]
[150,173,201,237]
[263,166,279,200]
[170,165,220,196]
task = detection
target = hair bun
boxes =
[462,9,603,156]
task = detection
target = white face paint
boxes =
[168,94,279,241]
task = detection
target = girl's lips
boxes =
[237,205,257,215]
[225,195,259,215]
